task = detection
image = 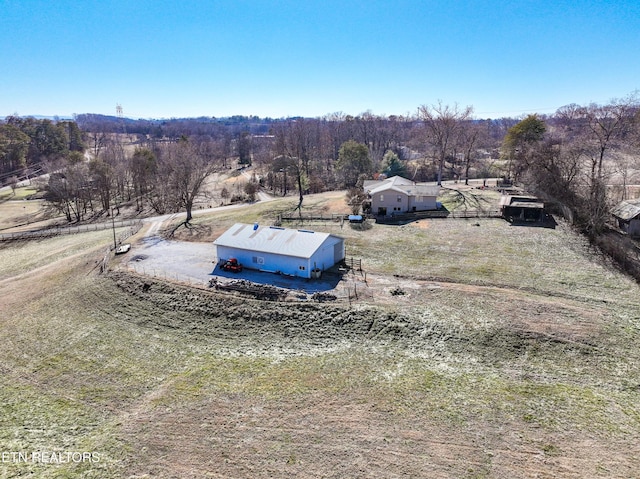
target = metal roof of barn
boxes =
[213,223,344,259]
[611,199,640,221]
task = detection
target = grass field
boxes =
[0,186,38,202]
[1,191,640,478]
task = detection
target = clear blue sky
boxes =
[1,0,639,120]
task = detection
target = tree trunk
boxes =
[185,199,193,223]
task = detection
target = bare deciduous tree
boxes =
[418,101,473,185]
[160,138,220,224]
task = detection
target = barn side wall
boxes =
[216,245,312,278]
[310,236,345,271]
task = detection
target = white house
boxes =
[213,223,345,279]
[363,176,440,216]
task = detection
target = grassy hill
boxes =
[1,191,640,478]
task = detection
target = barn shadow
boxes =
[210,264,343,293]
[507,213,557,229]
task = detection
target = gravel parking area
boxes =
[125,235,344,293]
[126,236,217,284]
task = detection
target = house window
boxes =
[397,195,402,202]
[252,256,264,264]
[299,265,306,271]
[380,194,384,201]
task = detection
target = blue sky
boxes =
[1,0,639,120]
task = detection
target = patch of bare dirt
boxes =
[414,219,432,230]
[169,222,214,242]
[118,390,640,478]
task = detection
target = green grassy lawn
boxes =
[0,198,49,231]
[343,219,637,302]
[215,192,636,305]
[0,228,130,280]
[0,186,38,201]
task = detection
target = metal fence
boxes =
[124,261,374,305]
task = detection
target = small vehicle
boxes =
[221,258,243,272]
[115,243,131,255]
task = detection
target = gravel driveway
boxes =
[126,236,217,284]
[125,235,344,293]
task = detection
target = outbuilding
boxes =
[612,199,640,237]
[499,194,545,222]
[213,223,345,279]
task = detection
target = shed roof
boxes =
[508,201,545,209]
[499,195,543,208]
[213,223,343,259]
[611,199,640,221]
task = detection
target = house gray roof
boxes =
[364,176,440,197]
[611,199,640,221]
[213,223,343,259]
[363,175,415,190]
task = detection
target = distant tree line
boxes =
[5,93,639,242]
[13,110,510,223]
[75,110,512,190]
[0,116,84,185]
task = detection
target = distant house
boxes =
[499,194,545,222]
[363,176,440,216]
[213,223,345,279]
[611,199,640,237]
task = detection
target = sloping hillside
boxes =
[1,197,640,478]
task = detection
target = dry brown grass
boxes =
[1,189,640,478]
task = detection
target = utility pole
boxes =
[111,207,117,250]
[279,168,287,196]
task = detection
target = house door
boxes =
[378,207,387,216]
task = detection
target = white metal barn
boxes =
[213,223,346,279]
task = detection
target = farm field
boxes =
[1,191,640,478]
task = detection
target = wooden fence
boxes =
[448,209,501,218]
[276,213,349,225]
[375,209,500,224]
[343,257,363,272]
[0,219,143,242]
